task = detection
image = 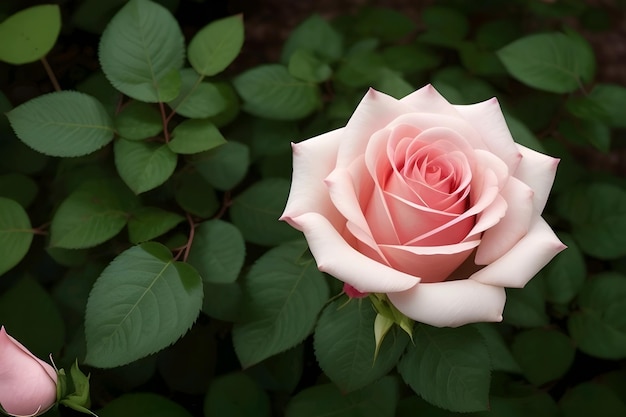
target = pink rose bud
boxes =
[343,283,369,299]
[0,326,58,417]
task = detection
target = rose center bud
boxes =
[359,128,477,283]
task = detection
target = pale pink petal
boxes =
[386,113,487,152]
[401,84,462,116]
[387,280,506,327]
[454,98,523,173]
[475,177,535,265]
[281,129,344,229]
[379,240,479,282]
[470,216,567,288]
[325,168,388,262]
[513,144,559,214]
[336,89,416,168]
[290,212,420,293]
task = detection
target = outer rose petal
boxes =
[281,128,344,229]
[289,212,419,293]
[454,98,523,173]
[474,177,535,265]
[387,279,506,327]
[401,84,462,117]
[513,144,559,214]
[337,89,417,168]
[470,216,567,288]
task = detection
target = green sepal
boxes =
[373,313,394,362]
[58,361,96,416]
[369,293,414,342]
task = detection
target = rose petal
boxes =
[337,89,416,168]
[401,84,463,117]
[290,212,420,293]
[379,240,479,282]
[387,279,506,327]
[281,128,344,229]
[470,215,567,288]
[513,144,559,214]
[325,167,388,263]
[475,177,535,265]
[454,98,523,173]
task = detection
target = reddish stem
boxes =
[40,56,61,92]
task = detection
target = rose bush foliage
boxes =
[0,327,57,417]
[281,85,565,327]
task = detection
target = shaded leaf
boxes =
[85,242,203,368]
[99,0,184,102]
[0,5,61,64]
[233,241,329,367]
[7,91,114,157]
[188,15,244,76]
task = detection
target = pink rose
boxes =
[0,326,57,417]
[280,85,566,327]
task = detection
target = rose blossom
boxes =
[280,85,565,327]
[0,326,57,417]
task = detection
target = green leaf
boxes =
[559,382,626,417]
[353,7,416,43]
[418,6,469,47]
[6,91,115,157]
[174,171,219,218]
[287,49,332,83]
[167,68,227,118]
[203,372,271,417]
[504,113,545,153]
[97,393,193,417]
[472,323,520,374]
[314,298,409,392]
[285,377,398,417]
[281,14,343,63]
[382,44,442,74]
[114,139,178,194]
[585,83,626,128]
[556,183,626,259]
[0,5,61,64]
[230,178,301,246]
[127,206,184,244]
[202,282,241,321]
[168,119,226,154]
[335,51,386,88]
[0,276,65,358]
[559,118,611,152]
[85,242,203,368]
[99,0,185,102]
[115,101,163,140]
[497,31,594,93]
[373,68,414,99]
[192,141,249,190]
[511,328,575,386]
[232,241,329,367]
[50,179,138,249]
[543,233,586,304]
[188,14,244,76]
[568,273,626,359]
[0,173,38,208]
[503,277,549,327]
[246,345,304,392]
[0,198,32,276]
[233,64,320,120]
[187,220,245,284]
[398,325,491,412]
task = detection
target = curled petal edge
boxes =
[288,212,420,293]
[388,279,506,328]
